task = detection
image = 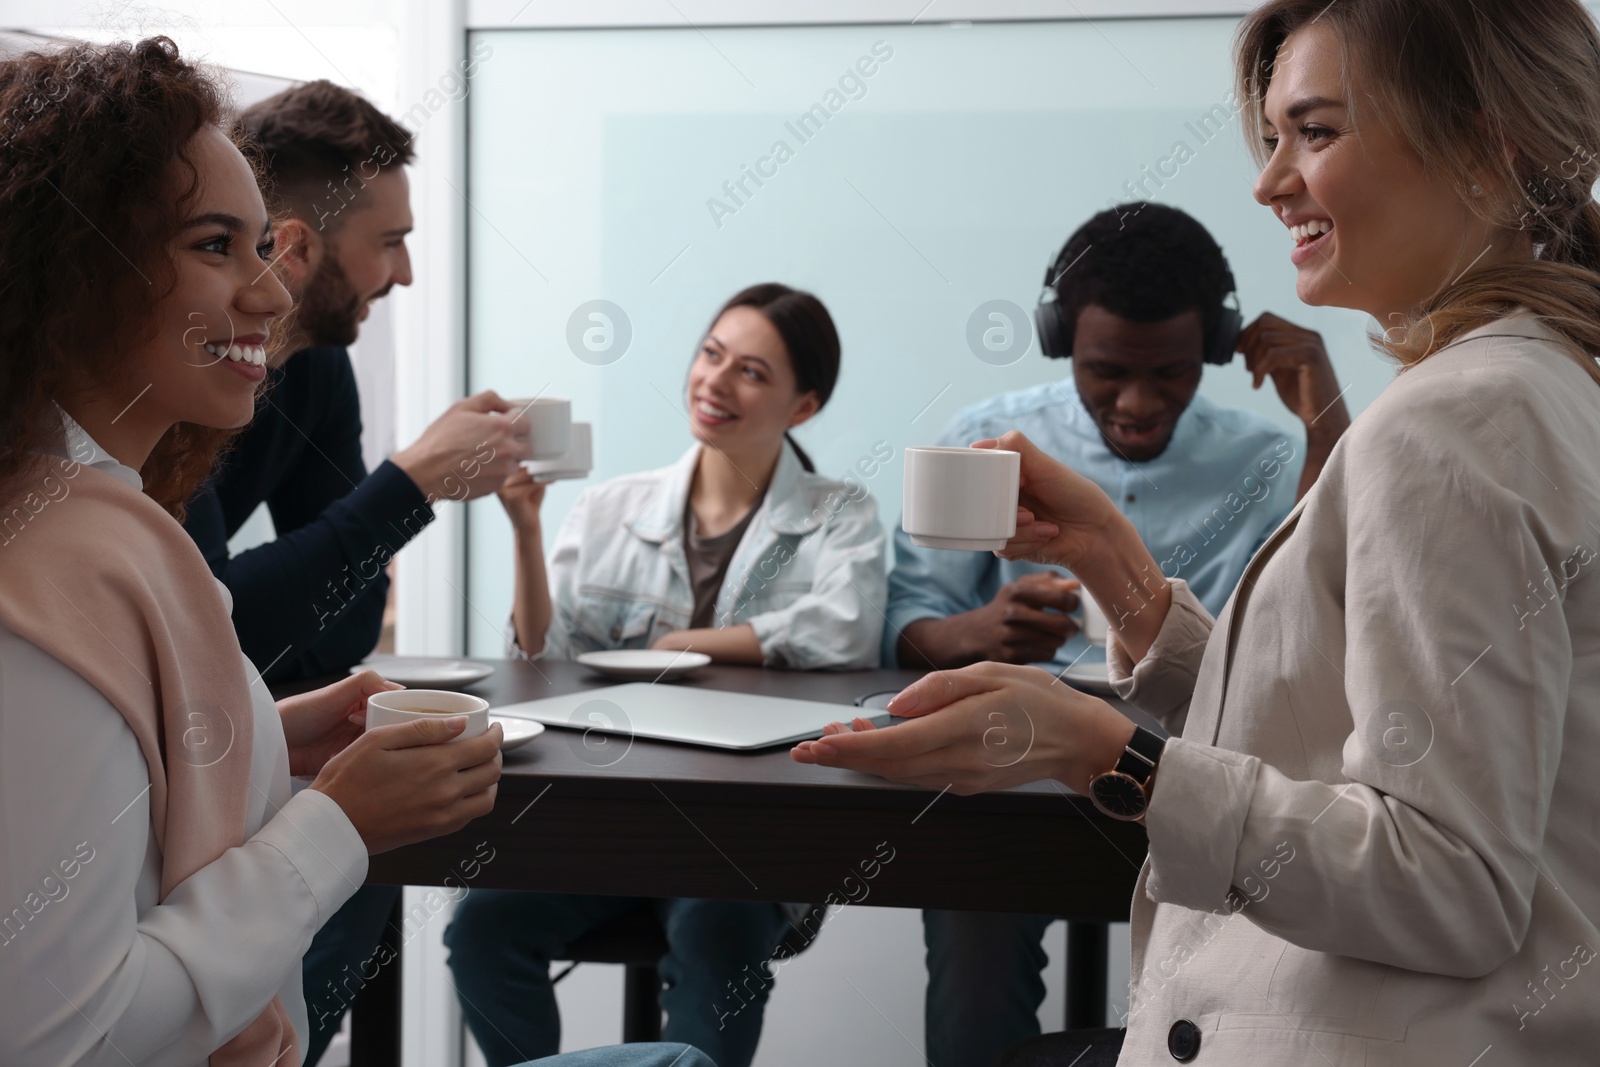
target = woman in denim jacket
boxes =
[445,283,887,1067]
[500,282,886,670]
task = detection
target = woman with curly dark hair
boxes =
[0,37,709,1067]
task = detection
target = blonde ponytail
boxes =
[1386,260,1600,388]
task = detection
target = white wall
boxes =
[459,17,1388,659]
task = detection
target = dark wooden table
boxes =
[322,658,1150,1064]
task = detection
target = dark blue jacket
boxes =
[184,346,434,684]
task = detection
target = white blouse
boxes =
[0,423,366,1066]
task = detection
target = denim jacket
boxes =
[531,441,887,669]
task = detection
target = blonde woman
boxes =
[796,2,1600,1064]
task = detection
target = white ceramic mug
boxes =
[365,689,489,742]
[901,446,1021,552]
[1078,592,1109,645]
[523,421,593,483]
[509,397,573,460]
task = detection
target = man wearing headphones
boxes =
[885,202,1349,1067]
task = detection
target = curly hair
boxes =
[1046,201,1236,358]
[0,36,262,518]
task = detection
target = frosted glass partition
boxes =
[463,18,1385,654]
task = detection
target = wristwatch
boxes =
[1088,726,1166,822]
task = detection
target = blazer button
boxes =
[1167,1019,1201,1061]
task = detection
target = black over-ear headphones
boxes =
[1033,241,1243,365]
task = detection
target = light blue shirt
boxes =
[885,377,1304,670]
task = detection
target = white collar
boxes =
[628,438,821,543]
[52,404,143,491]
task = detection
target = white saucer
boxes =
[490,714,546,752]
[908,533,1007,552]
[522,460,592,484]
[352,656,495,690]
[575,649,713,681]
[1059,657,1115,695]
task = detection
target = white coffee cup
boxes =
[509,397,573,460]
[1078,592,1109,645]
[365,689,489,742]
[901,446,1021,552]
[523,421,593,483]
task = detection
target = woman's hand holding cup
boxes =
[972,430,1124,571]
[974,430,1171,663]
[310,713,503,855]
[277,669,404,778]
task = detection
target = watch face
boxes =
[1091,772,1147,821]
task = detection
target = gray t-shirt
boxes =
[685,497,763,629]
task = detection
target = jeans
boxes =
[922,909,1056,1067]
[446,892,788,1067]
[301,883,404,1067]
[517,1043,717,1067]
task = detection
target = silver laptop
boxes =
[492,683,884,751]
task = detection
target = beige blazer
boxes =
[1109,313,1600,1065]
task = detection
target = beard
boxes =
[296,252,385,348]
